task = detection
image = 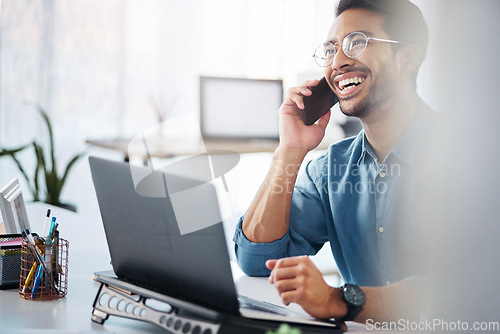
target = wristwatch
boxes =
[339,284,366,321]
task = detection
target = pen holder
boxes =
[18,238,69,300]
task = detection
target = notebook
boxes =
[89,156,339,330]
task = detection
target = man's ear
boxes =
[398,44,422,73]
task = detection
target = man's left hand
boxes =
[266,256,347,319]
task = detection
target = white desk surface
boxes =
[0,202,366,333]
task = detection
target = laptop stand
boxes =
[91,273,342,334]
[92,281,221,334]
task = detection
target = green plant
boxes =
[266,323,302,334]
[0,104,85,209]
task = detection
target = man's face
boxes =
[325,8,401,118]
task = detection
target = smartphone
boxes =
[302,77,338,126]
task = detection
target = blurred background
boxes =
[0,0,438,220]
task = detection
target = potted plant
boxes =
[0,104,85,211]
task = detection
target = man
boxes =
[233,0,432,324]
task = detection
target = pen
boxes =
[34,235,45,255]
[31,265,43,298]
[42,209,51,238]
[22,262,38,294]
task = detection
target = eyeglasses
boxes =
[312,31,400,67]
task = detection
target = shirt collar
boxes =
[357,132,377,166]
[390,99,435,166]
[356,99,435,167]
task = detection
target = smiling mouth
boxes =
[338,76,365,91]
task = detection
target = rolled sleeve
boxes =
[233,217,289,276]
[233,159,329,277]
[286,160,329,256]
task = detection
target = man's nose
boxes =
[331,47,355,71]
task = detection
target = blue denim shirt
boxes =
[233,100,435,287]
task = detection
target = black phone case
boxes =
[302,77,338,126]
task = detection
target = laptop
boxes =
[89,156,339,330]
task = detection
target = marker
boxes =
[49,223,59,241]
[45,222,59,277]
[42,209,51,238]
[47,217,57,241]
[45,236,53,277]
[52,230,60,286]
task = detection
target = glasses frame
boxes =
[313,31,400,67]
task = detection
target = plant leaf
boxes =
[45,167,60,205]
[0,144,29,156]
[33,142,46,202]
[35,104,56,175]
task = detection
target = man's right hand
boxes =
[278,79,332,155]
[241,79,332,244]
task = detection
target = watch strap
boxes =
[340,304,363,322]
[339,284,365,322]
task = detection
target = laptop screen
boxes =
[200,76,282,140]
[89,156,240,315]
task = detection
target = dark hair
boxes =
[336,0,428,82]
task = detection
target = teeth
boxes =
[339,76,365,90]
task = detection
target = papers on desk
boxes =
[0,236,23,249]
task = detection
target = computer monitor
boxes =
[200,76,282,140]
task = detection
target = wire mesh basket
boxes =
[19,238,69,300]
[0,234,23,289]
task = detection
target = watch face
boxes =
[344,284,366,307]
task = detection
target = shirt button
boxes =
[378,226,384,233]
[386,280,391,285]
[379,171,386,178]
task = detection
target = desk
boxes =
[0,203,365,333]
